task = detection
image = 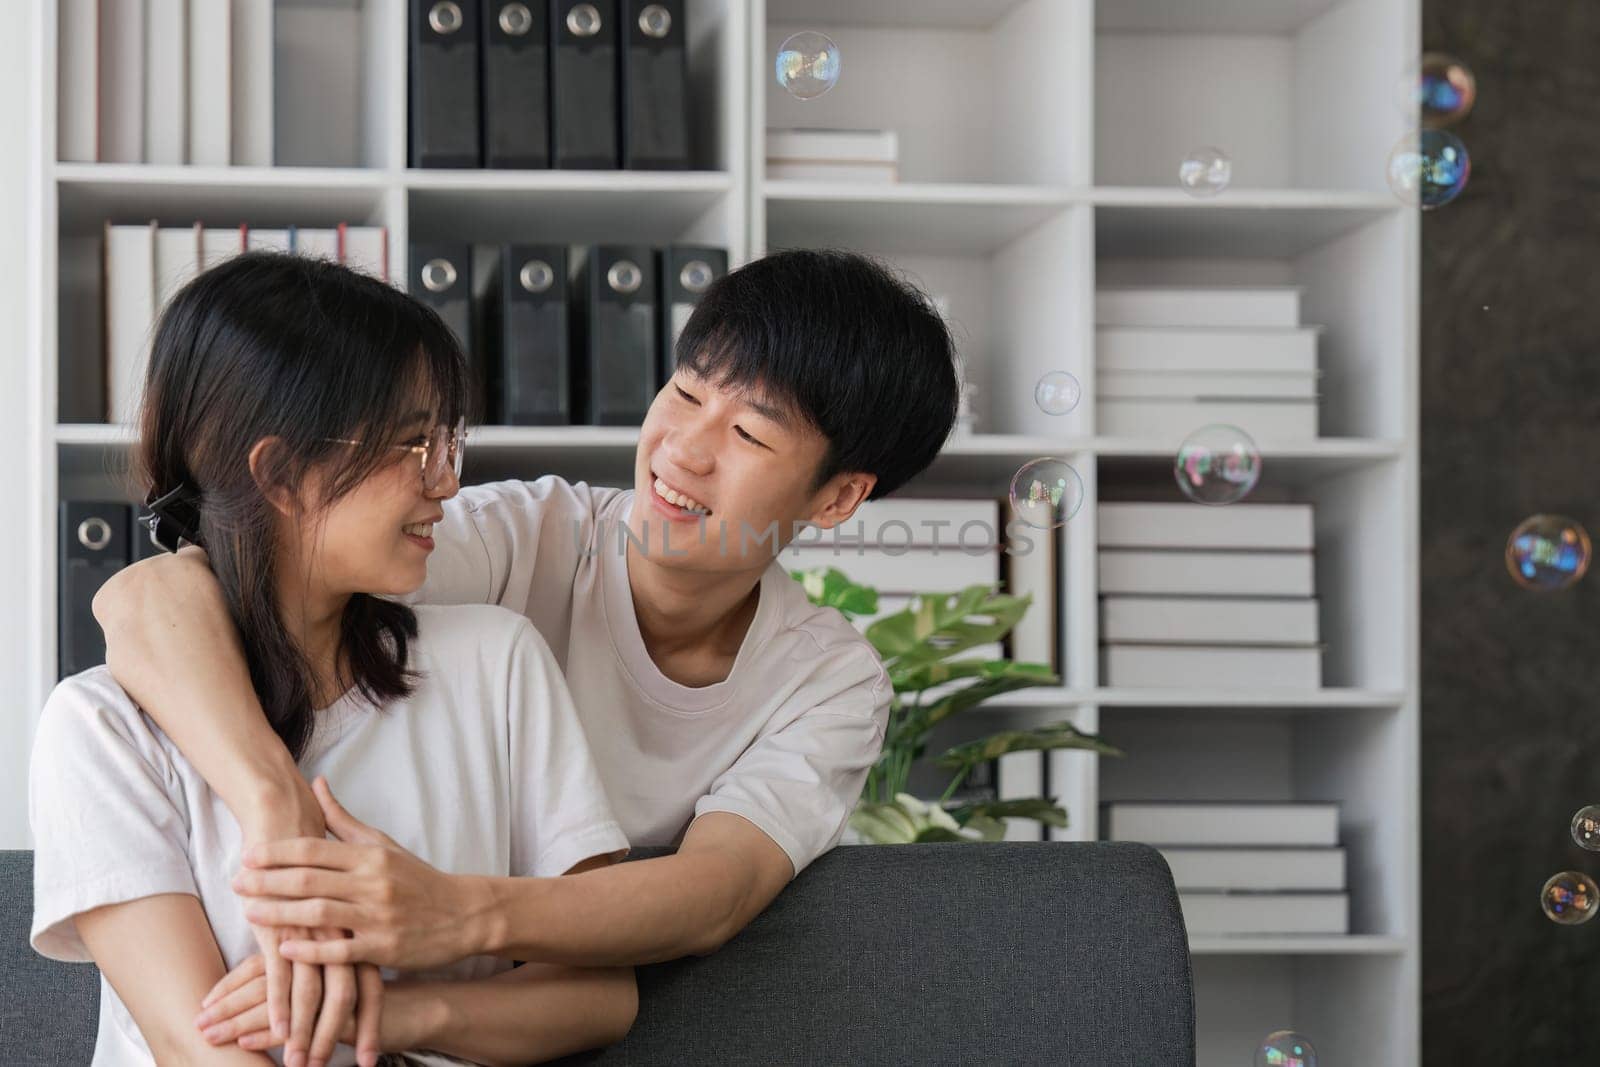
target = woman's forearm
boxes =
[391,964,637,1066]
[93,549,314,828]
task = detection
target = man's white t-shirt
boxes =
[418,477,892,876]
[30,604,629,1067]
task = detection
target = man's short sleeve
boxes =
[28,675,200,961]
[693,655,890,878]
[504,621,631,878]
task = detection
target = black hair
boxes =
[136,252,470,761]
[675,249,959,500]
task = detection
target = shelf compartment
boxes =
[56,165,390,230]
[764,181,1076,256]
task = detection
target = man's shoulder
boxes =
[755,565,890,705]
[410,602,544,658]
[452,475,625,523]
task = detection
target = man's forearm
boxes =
[392,964,635,1066]
[472,851,750,967]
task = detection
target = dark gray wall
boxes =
[1422,3,1600,1059]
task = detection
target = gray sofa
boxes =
[2,842,1194,1065]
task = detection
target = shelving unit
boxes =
[22,1,1419,1063]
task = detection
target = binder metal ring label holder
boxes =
[76,517,113,552]
[520,260,556,293]
[608,260,643,294]
[428,1,464,35]
[639,4,672,38]
[422,258,459,292]
[498,3,534,36]
[567,3,603,36]
[680,260,714,293]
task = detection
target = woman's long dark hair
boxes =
[136,252,470,761]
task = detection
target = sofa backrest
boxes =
[3,843,1195,1065]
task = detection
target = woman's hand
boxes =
[234,777,493,971]
[196,952,387,1066]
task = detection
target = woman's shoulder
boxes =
[36,667,178,775]
[408,603,554,661]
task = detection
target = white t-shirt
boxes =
[418,477,892,876]
[30,604,629,1067]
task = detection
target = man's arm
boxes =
[76,892,277,1067]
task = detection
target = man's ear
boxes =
[808,472,877,529]
[247,437,297,517]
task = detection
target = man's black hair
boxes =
[675,248,959,501]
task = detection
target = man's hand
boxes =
[196,953,393,1062]
[234,777,494,971]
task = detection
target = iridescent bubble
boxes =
[1386,129,1470,209]
[1174,424,1261,506]
[1179,147,1232,197]
[1255,1031,1317,1067]
[1542,871,1600,925]
[1009,458,1084,530]
[1398,53,1477,127]
[1034,371,1082,416]
[1572,806,1600,852]
[1505,515,1591,591]
[776,31,840,100]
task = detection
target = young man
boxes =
[91,249,959,1054]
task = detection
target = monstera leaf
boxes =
[935,722,1124,772]
[790,567,879,619]
[865,587,1033,669]
[950,797,1070,830]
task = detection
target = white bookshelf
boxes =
[22,1,1419,1063]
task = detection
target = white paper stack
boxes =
[1104,802,1348,936]
[103,222,390,422]
[1096,286,1320,440]
[62,0,269,165]
[1098,502,1321,689]
[767,128,899,184]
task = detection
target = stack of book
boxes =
[102,222,389,424]
[1098,502,1322,689]
[1095,285,1320,440]
[59,0,273,166]
[1104,802,1349,937]
[766,128,899,184]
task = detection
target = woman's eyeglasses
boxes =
[326,418,467,491]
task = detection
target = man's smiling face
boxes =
[629,366,854,571]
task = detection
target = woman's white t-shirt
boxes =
[28,603,629,1067]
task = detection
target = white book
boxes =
[1101,643,1322,688]
[997,751,1045,842]
[231,0,274,166]
[294,228,341,263]
[1098,399,1318,441]
[145,0,189,165]
[784,546,999,595]
[1097,370,1319,401]
[247,228,291,253]
[766,127,899,164]
[1159,848,1346,892]
[1097,327,1319,373]
[1099,550,1316,597]
[1104,802,1339,847]
[833,498,1000,548]
[1096,287,1302,329]
[1099,503,1315,551]
[188,0,232,166]
[153,226,201,315]
[766,161,898,184]
[105,223,157,425]
[58,0,99,162]
[201,225,244,272]
[341,226,389,282]
[1100,596,1320,645]
[1046,748,1085,843]
[1179,893,1348,936]
[1004,498,1057,670]
[99,0,147,163]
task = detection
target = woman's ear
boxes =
[247,437,297,517]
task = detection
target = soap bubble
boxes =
[776,31,840,100]
[1572,806,1600,851]
[1034,371,1082,416]
[1179,147,1232,197]
[1174,424,1261,506]
[1505,515,1591,591]
[1542,871,1600,925]
[1386,129,1470,209]
[1009,458,1084,530]
[1399,53,1477,127]
[1256,1031,1317,1067]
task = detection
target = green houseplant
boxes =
[792,567,1121,844]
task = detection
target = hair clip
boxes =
[141,483,205,553]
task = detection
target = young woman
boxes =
[29,252,636,1066]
